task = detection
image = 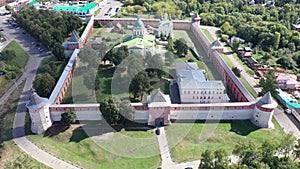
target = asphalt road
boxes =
[0,9,80,168]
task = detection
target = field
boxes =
[0,40,30,96]
[166,119,285,162]
[27,124,161,169]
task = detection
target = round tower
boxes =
[26,91,52,134]
[252,92,277,128]
[85,9,93,24]
[192,13,201,26]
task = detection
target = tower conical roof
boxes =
[257,92,273,106]
[149,89,167,103]
[26,91,49,109]
[69,30,81,42]
[133,16,145,28]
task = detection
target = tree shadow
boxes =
[229,120,260,136]
[43,122,69,137]
[69,121,154,143]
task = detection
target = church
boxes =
[115,16,155,56]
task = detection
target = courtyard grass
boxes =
[0,41,30,96]
[27,124,161,169]
[166,119,285,163]
[200,28,215,42]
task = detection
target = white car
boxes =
[285,109,292,114]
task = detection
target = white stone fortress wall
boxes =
[27,16,277,134]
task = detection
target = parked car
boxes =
[285,109,292,114]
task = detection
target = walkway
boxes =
[0,10,81,168]
[156,127,200,169]
[202,26,300,138]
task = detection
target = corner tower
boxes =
[85,9,94,24]
[252,92,277,128]
[26,91,52,134]
[192,13,201,26]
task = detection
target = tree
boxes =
[258,71,278,97]
[129,71,151,100]
[261,140,278,166]
[293,139,300,161]
[279,133,296,160]
[174,38,189,57]
[79,45,99,69]
[232,39,240,53]
[100,97,135,125]
[214,149,229,168]
[276,56,297,69]
[83,73,96,96]
[100,98,120,125]
[118,100,135,124]
[220,21,236,36]
[52,43,66,61]
[166,34,174,52]
[60,109,76,124]
[199,150,214,169]
[146,54,164,78]
[232,67,242,77]
[165,51,174,66]
[33,73,55,97]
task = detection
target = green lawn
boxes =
[91,28,130,48]
[27,124,161,169]
[0,40,30,96]
[200,28,215,42]
[239,75,258,98]
[221,54,258,98]
[4,40,30,68]
[166,119,284,163]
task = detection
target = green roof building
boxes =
[116,16,155,56]
[53,2,98,16]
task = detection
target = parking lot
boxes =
[1,15,52,57]
[96,0,123,17]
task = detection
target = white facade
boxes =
[158,14,173,37]
[176,62,229,104]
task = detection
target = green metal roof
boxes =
[29,1,38,5]
[121,36,154,49]
[53,6,78,12]
[77,2,97,12]
[53,2,97,13]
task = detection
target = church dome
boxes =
[133,16,145,29]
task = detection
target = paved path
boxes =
[156,127,200,169]
[0,12,81,168]
[202,26,300,138]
